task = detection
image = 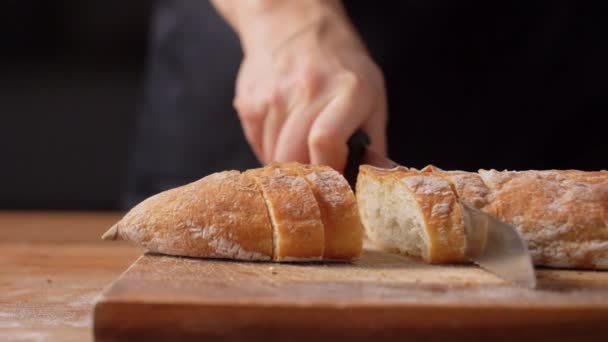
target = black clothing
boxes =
[124,0,608,207]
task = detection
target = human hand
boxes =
[233,9,387,172]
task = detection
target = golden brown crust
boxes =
[357,165,467,263]
[105,163,363,262]
[245,165,325,261]
[423,168,491,209]
[359,164,608,269]
[107,170,274,260]
[296,163,363,260]
[478,169,608,269]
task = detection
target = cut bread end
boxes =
[356,166,429,260]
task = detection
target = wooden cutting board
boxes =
[93,248,608,341]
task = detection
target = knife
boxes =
[345,130,536,288]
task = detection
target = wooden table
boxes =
[0,211,140,342]
[4,212,608,341]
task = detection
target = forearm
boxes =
[210,0,356,53]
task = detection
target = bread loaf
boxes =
[356,165,608,269]
[103,162,363,262]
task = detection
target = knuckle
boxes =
[235,100,263,122]
[265,86,283,108]
[296,70,320,99]
[342,72,363,92]
[298,78,319,99]
[308,128,336,151]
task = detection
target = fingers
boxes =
[361,97,388,157]
[234,97,266,162]
[273,102,329,165]
[308,76,388,172]
[237,85,387,171]
[273,67,327,164]
[234,64,269,163]
[307,78,370,172]
[272,107,314,164]
[235,75,286,164]
[235,54,388,171]
[262,96,287,164]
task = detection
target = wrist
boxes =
[235,0,354,54]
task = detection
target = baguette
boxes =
[356,165,608,269]
[103,163,362,262]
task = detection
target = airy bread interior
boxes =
[357,172,429,259]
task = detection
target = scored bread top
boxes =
[105,170,274,260]
[245,165,325,261]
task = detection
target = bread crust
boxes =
[245,165,325,261]
[104,163,364,262]
[421,166,491,209]
[107,170,274,260]
[478,169,608,269]
[357,166,467,263]
[297,163,363,260]
[358,165,608,269]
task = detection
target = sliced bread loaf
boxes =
[103,163,363,262]
[356,164,608,269]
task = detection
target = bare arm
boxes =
[210,0,387,172]
[210,0,355,51]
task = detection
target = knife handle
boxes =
[345,129,370,189]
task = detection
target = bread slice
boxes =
[295,163,363,260]
[102,170,273,261]
[356,165,466,263]
[244,165,325,261]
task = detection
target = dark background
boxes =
[1,1,152,209]
[1,1,606,210]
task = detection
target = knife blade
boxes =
[461,201,536,288]
[345,130,536,288]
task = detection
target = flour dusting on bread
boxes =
[357,164,608,269]
[103,163,362,262]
